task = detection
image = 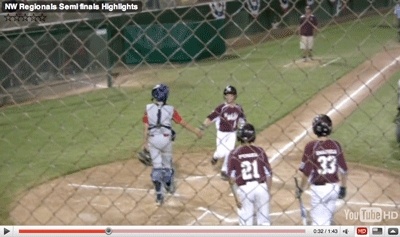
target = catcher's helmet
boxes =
[237,123,256,143]
[223,85,237,96]
[312,114,332,137]
[152,84,169,103]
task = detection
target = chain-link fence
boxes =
[1,0,399,226]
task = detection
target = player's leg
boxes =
[149,136,170,205]
[308,36,314,59]
[300,36,307,60]
[255,183,271,225]
[310,185,332,225]
[211,131,225,165]
[325,184,340,224]
[212,131,231,167]
[161,141,175,194]
[237,186,255,225]
[151,168,164,206]
[220,132,237,179]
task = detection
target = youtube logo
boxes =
[357,227,368,235]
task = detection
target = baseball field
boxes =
[1,13,399,225]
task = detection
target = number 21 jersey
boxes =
[228,145,272,186]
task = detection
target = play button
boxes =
[3,228,10,235]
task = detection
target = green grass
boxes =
[332,72,400,172]
[0,14,398,224]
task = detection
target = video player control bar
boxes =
[1,226,399,236]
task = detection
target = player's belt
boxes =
[149,134,170,137]
[313,182,327,186]
[239,180,264,186]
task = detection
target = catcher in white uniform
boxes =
[227,123,273,225]
[142,84,202,206]
[199,85,246,180]
[296,114,348,225]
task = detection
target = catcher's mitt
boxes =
[138,148,152,166]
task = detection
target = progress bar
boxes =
[19,229,105,234]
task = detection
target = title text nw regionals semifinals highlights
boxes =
[1,1,142,12]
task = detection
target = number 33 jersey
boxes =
[227,145,272,186]
[299,139,348,185]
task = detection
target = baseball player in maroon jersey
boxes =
[296,114,348,225]
[298,5,318,61]
[227,123,273,225]
[199,85,246,180]
[142,84,202,206]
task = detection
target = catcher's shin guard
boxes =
[164,169,175,194]
[154,181,164,206]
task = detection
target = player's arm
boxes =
[340,171,347,187]
[299,173,308,191]
[200,106,220,130]
[337,151,348,199]
[312,17,319,35]
[337,142,348,189]
[262,150,273,195]
[297,145,312,196]
[173,109,202,138]
[201,117,213,129]
[294,172,308,199]
[338,171,348,199]
[237,107,246,128]
[298,17,304,35]
[266,175,272,196]
[228,157,242,209]
[180,120,202,138]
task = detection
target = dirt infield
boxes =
[10,46,400,225]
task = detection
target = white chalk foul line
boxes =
[341,201,399,208]
[69,183,148,192]
[283,61,294,68]
[68,183,186,197]
[327,55,400,116]
[321,57,340,67]
[181,174,217,181]
[195,207,238,224]
[270,55,400,164]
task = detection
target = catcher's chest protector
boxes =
[146,104,174,135]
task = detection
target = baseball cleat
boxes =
[156,194,164,206]
[165,182,176,194]
[211,157,218,165]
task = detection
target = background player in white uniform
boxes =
[199,85,246,180]
[142,84,203,206]
[227,123,272,225]
[296,114,348,225]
